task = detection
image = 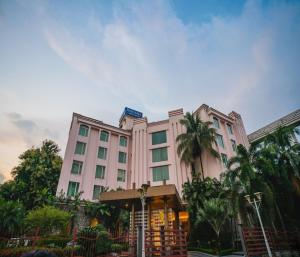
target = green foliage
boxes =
[35,235,72,248]
[77,225,111,256]
[0,140,63,210]
[0,247,74,257]
[177,112,219,179]
[0,198,25,236]
[84,201,110,219]
[24,206,71,235]
[110,243,123,253]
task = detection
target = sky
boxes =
[0,0,300,183]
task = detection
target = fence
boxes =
[242,227,300,257]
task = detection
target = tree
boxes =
[24,206,71,236]
[0,140,63,209]
[196,198,230,256]
[177,112,219,179]
[0,198,25,236]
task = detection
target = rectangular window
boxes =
[117,169,126,182]
[216,134,225,148]
[227,124,233,135]
[152,147,168,162]
[75,142,86,155]
[118,152,127,163]
[152,131,167,145]
[221,153,228,167]
[79,124,89,137]
[95,165,105,179]
[231,139,237,152]
[71,160,83,175]
[93,185,104,200]
[100,131,109,142]
[98,147,107,160]
[152,165,169,182]
[213,117,220,129]
[67,181,79,197]
[119,136,127,147]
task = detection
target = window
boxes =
[152,131,167,145]
[71,160,83,175]
[216,134,225,148]
[79,124,89,137]
[231,139,237,152]
[93,185,104,200]
[75,142,86,155]
[117,169,126,182]
[227,124,233,135]
[213,117,220,129]
[152,166,169,182]
[67,181,79,197]
[98,147,107,160]
[95,165,105,179]
[221,154,228,167]
[100,131,109,142]
[118,151,127,163]
[152,147,168,162]
[119,136,127,147]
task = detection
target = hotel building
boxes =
[57,104,249,201]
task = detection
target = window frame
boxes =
[213,117,220,129]
[221,153,228,167]
[75,141,86,155]
[100,130,109,142]
[95,165,105,179]
[67,181,79,197]
[152,165,169,182]
[216,134,225,148]
[79,124,89,137]
[117,169,126,182]
[93,185,104,200]
[152,130,167,145]
[71,160,83,175]
[152,147,168,162]
[119,136,127,147]
[227,123,233,135]
[231,139,237,152]
[98,147,107,160]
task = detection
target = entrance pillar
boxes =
[163,196,168,228]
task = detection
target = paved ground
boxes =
[188,251,244,257]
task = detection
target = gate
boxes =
[145,228,187,257]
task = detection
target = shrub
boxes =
[35,235,72,248]
[24,206,71,235]
[0,198,25,236]
[0,246,74,257]
[110,243,123,253]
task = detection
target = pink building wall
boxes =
[56,104,249,201]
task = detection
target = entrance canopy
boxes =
[100,184,185,211]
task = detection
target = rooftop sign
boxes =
[123,107,143,119]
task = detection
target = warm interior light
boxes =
[90,218,99,227]
[179,211,189,222]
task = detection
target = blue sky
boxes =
[0,0,300,182]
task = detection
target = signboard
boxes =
[123,107,143,118]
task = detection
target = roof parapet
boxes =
[168,108,184,117]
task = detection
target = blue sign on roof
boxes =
[124,107,143,118]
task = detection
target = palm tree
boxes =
[177,112,219,179]
[196,198,230,256]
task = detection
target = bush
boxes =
[110,243,123,253]
[0,198,25,236]
[24,206,71,235]
[0,246,74,257]
[35,235,72,248]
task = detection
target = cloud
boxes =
[43,0,300,127]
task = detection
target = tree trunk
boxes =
[194,156,204,180]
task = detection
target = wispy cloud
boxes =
[43,0,300,125]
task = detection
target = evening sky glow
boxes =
[0,0,300,182]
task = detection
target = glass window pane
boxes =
[95,165,105,179]
[213,117,220,129]
[79,125,89,137]
[118,152,127,163]
[100,131,109,142]
[221,154,228,167]
[216,134,224,148]
[152,131,167,145]
[117,169,126,182]
[98,147,107,160]
[227,124,233,135]
[75,142,86,155]
[67,181,79,197]
[71,160,83,175]
[152,166,169,182]
[119,136,127,147]
[93,185,104,200]
[152,147,168,162]
[231,139,237,151]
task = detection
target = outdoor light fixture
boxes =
[244,192,272,257]
[138,184,149,257]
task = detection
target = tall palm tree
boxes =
[177,112,219,179]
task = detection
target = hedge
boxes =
[0,247,73,257]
